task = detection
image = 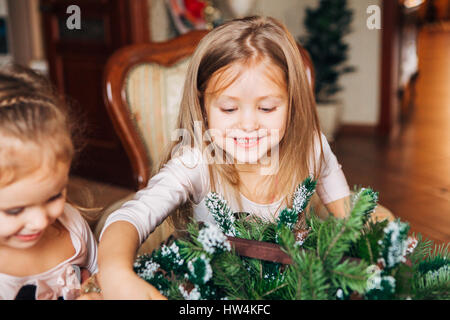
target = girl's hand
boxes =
[98,267,167,300]
[80,268,91,284]
[97,221,166,299]
[79,272,103,300]
[76,292,103,300]
[325,196,351,219]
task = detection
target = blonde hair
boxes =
[157,16,325,230]
[0,65,98,222]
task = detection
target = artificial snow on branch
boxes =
[133,178,449,300]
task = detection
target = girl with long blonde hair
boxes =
[98,16,351,299]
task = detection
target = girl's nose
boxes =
[239,109,259,132]
[25,207,50,231]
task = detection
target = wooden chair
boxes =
[102,30,209,190]
[95,30,392,254]
[95,31,208,254]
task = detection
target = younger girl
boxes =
[98,16,351,299]
[0,65,98,300]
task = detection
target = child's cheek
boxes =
[205,128,225,146]
[47,198,66,221]
[0,215,23,241]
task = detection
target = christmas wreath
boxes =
[133,177,449,300]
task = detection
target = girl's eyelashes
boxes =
[2,191,64,216]
[260,106,277,112]
[220,106,277,113]
[4,207,25,216]
[47,192,63,203]
[220,107,237,113]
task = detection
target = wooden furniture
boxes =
[398,1,423,122]
[40,0,149,188]
[378,0,426,137]
[102,30,208,190]
[96,30,209,252]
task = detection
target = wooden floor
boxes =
[333,25,450,245]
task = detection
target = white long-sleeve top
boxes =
[0,204,98,300]
[100,133,350,245]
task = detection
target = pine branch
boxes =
[350,188,379,223]
[213,257,249,299]
[412,264,450,299]
[205,192,236,236]
[349,219,388,263]
[331,270,367,280]
[134,183,448,300]
[261,283,289,298]
[409,233,433,267]
[366,237,374,264]
[416,242,449,275]
[301,251,330,300]
[322,221,347,262]
[329,259,370,295]
[379,219,410,271]
[317,187,378,263]
[291,176,317,215]
[278,227,329,299]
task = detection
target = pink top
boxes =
[0,204,98,300]
[101,132,350,245]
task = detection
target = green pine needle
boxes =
[350,188,379,223]
[417,242,449,275]
[133,185,449,300]
[330,259,370,295]
[292,176,317,214]
[205,192,236,236]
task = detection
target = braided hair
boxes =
[0,65,75,187]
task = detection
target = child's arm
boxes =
[98,221,166,299]
[100,148,208,245]
[324,195,351,219]
[315,133,351,218]
[97,148,208,299]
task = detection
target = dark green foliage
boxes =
[300,0,356,103]
[277,225,330,299]
[409,233,433,266]
[417,243,449,275]
[392,262,415,299]
[350,188,379,224]
[234,215,277,243]
[311,187,378,268]
[205,192,236,236]
[277,208,298,231]
[412,266,450,300]
[133,178,449,300]
[379,219,410,272]
[410,239,450,300]
[350,219,389,264]
[365,276,397,300]
[291,176,317,214]
[133,249,184,297]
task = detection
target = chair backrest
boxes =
[103,30,315,190]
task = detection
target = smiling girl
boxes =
[0,65,98,300]
[98,16,351,299]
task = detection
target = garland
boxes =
[133,177,449,300]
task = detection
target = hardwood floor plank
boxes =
[334,27,450,244]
